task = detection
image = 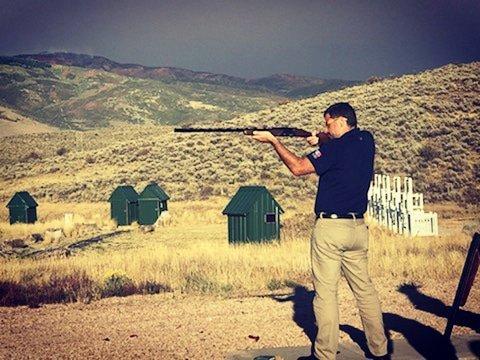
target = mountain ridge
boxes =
[14,52,360,98]
[0,56,283,129]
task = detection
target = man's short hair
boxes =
[324,102,357,127]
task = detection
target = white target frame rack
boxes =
[367,174,438,236]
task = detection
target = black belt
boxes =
[316,213,363,219]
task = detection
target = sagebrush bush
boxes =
[56,147,67,156]
[102,271,136,297]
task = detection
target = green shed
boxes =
[138,182,170,225]
[6,191,38,224]
[222,186,284,244]
[108,185,139,226]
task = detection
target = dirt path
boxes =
[0,278,478,359]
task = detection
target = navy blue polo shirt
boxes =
[306,127,374,215]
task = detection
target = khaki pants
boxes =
[311,218,387,359]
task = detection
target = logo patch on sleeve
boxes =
[312,150,322,159]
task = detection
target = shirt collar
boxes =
[336,127,359,141]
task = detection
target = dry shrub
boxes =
[199,186,214,199]
[419,143,441,162]
[85,155,95,164]
[0,270,98,307]
[56,147,67,156]
[184,273,220,293]
[136,148,150,157]
[25,151,41,160]
[0,268,171,306]
[101,270,136,298]
[138,281,172,295]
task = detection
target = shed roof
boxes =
[222,186,283,215]
[6,191,38,208]
[139,182,170,201]
[108,185,139,202]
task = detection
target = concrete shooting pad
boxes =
[227,335,480,359]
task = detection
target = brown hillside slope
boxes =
[217,61,480,203]
[0,105,56,137]
[0,62,478,205]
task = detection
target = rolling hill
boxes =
[0,104,56,137]
[0,61,478,206]
[249,73,359,98]
[0,55,282,130]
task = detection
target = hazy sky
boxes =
[1,0,479,80]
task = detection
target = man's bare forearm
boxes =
[250,130,315,176]
[271,139,314,176]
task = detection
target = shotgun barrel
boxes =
[174,127,330,141]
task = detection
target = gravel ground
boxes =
[0,278,478,360]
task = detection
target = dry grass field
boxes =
[0,196,478,306]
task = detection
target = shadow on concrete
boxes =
[385,313,457,359]
[398,282,479,334]
[274,285,461,359]
[273,286,316,344]
[338,324,392,358]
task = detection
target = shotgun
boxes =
[174,127,330,143]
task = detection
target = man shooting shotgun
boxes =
[250,102,389,360]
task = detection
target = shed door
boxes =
[128,202,138,224]
[111,201,128,225]
[26,207,37,224]
[9,206,27,224]
[228,215,247,243]
[139,200,160,225]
